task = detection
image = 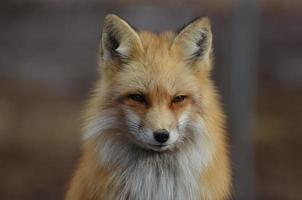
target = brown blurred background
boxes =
[0,0,301,199]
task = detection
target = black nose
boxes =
[153,129,169,143]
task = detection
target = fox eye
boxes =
[172,95,187,104]
[128,94,146,103]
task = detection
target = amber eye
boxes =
[128,93,146,103]
[172,95,187,104]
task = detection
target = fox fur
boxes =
[65,14,232,200]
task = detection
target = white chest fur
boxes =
[98,134,213,200]
[86,112,214,200]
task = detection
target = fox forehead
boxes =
[110,32,199,95]
[138,31,176,61]
[113,62,198,98]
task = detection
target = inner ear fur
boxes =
[100,14,143,63]
[172,17,212,63]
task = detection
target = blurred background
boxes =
[0,0,301,199]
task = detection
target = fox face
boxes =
[84,15,214,153]
[113,59,200,151]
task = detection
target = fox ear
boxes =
[100,14,143,63]
[172,17,212,63]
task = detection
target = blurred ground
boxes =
[0,1,302,200]
[0,80,81,200]
[256,84,302,200]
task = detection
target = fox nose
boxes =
[153,129,170,143]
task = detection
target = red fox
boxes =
[65,14,231,200]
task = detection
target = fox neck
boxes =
[97,129,213,200]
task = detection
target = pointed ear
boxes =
[100,14,143,64]
[172,17,212,64]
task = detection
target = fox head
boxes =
[84,15,219,154]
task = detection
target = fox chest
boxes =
[104,158,201,200]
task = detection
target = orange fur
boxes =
[65,14,231,200]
